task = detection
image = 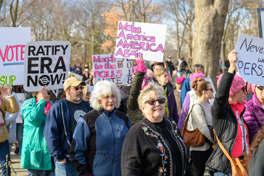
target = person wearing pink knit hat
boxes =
[206,50,250,174]
[174,76,185,116]
[244,83,264,139]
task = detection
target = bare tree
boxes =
[192,0,229,87]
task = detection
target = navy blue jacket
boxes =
[70,109,131,176]
[181,77,191,107]
[44,98,92,162]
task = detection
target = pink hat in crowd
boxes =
[217,73,245,97]
[176,77,185,85]
[190,73,204,82]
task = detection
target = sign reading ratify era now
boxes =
[93,54,133,85]
[235,33,264,86]
[0,27,31,86]
[24,41,71,91]
[114,21,166,62]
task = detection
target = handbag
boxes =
[213,128,249,176]
[181,104,205,146]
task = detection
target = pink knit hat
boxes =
[190,73,204,82]
[217,73,245,97]
[176,77,185,85]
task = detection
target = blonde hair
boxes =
[90,81,121,110]
[83,85,89,97]
[138,82,166,108]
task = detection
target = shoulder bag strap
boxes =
[213,129,233,161]
[183,104,196,126]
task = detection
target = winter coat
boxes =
[70,109,131,176]
[5,93,19,143]
[44,98,92,162]
[21,98,53,170]
[121,117,193,176]
[0,94,19,143]
[181,78,191,107]
[249,140,264,175]
[174,90,181,116]
[244,93,264,140]
[127,70,145,125]
[205,70,251,173]
[166,82,179,123]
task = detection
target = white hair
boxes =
[90,80,121,110]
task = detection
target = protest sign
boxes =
[0,27,31,86]
[93,54,133,85]
[235,33,264,86]
[114,21,166,62]
[24,41,71,91]
[16,93,25,123]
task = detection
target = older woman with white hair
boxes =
[69,80,131,176]
[121,82,193,176]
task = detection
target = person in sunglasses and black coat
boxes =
[121,82,193,176]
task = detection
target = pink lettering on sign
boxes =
[93,54,116,63]
[119,22,142,33]
[0,45,25,62]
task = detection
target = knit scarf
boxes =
[36,99,52,116]
[164,86,169,117]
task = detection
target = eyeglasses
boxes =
[73,86,84,91]
[205,88,214,92]
[145,98,166,105]
[193,79,204,84]
[86,92,91,95]
[257,86,264,91]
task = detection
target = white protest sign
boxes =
[235,33,264,86]
[0,27,31,86]
[93,54,133,85]
[24,41,71,91]
[16,93,25,123]
[114,21,166,62]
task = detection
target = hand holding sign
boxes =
[3,84,12,96]
[228,50,238,73]
[38,86,50,101]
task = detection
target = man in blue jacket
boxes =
[44,77,92,176]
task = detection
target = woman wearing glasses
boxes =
[205,50,251,174]
[155,68,179,123]
[121,82,193,176]
[21,86,53,176]
[244,85,264,140]
[178,73,205,132]
[70,80,131,176]
[187,81,214,176]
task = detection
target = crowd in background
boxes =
[1,51,264,176]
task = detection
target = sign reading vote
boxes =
[235,34,264,86]
[0,27,31,86]
[114,21,166,62]
[93,54,133,85]
[24,41,71,91]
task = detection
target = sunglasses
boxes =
[145,98,166,105]
[257,86,264,91]
[193,79,204,83]
[73,86,84,91]
[205,88,214,92]
[86,92,91,95]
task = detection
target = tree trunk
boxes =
[220,39,226,69]
[192,0,229,88]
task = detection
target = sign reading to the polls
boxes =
[235,33,264,86]
[114,21,166,62]
[0,27,31,86]
[93,54,133,85]
[24,41,71,91]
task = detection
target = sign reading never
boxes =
[24,41,71,91]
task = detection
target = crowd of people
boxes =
[0,51,264,176]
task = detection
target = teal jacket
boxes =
[21,98,53,170]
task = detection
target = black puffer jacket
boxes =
[127,70,145,125]
[205,70,251,173]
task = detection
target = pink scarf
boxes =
[36,99,52,116]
